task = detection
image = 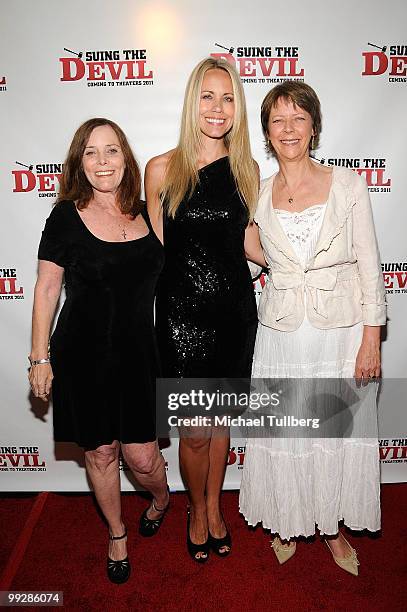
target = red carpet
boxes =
[0,492,48,591]
[0,493,38,579]
[1,485,406,611]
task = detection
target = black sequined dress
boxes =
[155,156,257,378]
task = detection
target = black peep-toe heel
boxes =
[187,510,209,563]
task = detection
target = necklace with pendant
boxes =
[284,182,297,205]
[117,216,129,240]
[281,175,304,205]
[92,199,129,239]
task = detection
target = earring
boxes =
[311,135,315,150]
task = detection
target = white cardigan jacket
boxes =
[255,166,387,331]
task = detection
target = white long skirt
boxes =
[239,317,381,540]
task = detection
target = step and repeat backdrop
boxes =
[1,0,406,490]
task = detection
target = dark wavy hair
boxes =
[261,81,322,156]
[57,118,142,217]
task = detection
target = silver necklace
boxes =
[113,213,129,240]
[92,200,129,239]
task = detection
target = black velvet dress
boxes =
[38,201,164,450]
[155,156,257,378]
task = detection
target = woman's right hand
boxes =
[29,260,63,402]
[28,363,53,401]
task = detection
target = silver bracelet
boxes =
[28,357,50,366]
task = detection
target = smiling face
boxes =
[198,68,235,141]
[82,124,125,194]
[267,97,313,162]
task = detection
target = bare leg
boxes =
[85,441,126,561]
[121,440,168,519]
[179,427,211,558]
[206,427,230,552]
[325,531,354,557]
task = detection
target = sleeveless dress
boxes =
[155,156,257,378]
[38,201,164,450]
[239,204,381,539]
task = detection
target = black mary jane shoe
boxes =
[107,529,131,584]
[187,510,209,564]
[139,486,170,537]
[208,528,232,557]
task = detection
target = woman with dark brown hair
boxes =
[29,118,169,584]
[239,82,386,576]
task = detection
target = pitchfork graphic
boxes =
[215,42,235,54]
[15,161,33,171]
[313,158,334,166]
[63,47,83,59]
[367,42,387,53]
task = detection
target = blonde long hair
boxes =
[161,57,258,219]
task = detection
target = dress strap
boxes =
[140,203,153,232]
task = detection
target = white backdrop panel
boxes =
[1,0,406,490]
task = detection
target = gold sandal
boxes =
[271,536,296,565]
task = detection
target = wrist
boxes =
[30,345,50,361]
[362,325,381,343]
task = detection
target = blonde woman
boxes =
[147,57,265,562]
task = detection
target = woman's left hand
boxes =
[354,326,381,380]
